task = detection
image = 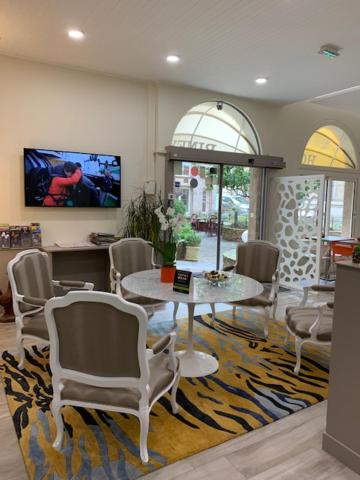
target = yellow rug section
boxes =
[0,310,329,479]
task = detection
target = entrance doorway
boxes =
[165,146,284,270]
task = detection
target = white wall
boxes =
[2,54,360,244]
[154,83,283,192]
[0,56,149,244]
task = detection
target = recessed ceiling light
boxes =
[166,54,180,64]
[68,29,85,40]
[255,77,268,85]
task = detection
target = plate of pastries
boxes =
[204,270,229,286]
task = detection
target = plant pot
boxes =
[352,251,360,264]
[160,266,176,283]
[185,246,200,261]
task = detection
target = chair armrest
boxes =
[18,295,47,307]
[308,304,332,338]
[223,265,235,272]
[269,270,280,302]
[52,280,94,290]
[152,334,172,354]
[311,284,335,293]
[152,332,178,371]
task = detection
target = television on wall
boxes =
[24,148,121,208]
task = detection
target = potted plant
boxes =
[179,223,202,261]
[352,245,360,263]
[153,205,183,282]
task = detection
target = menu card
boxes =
[173,270,192,294]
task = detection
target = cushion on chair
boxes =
[60,352,178,409]
[231,286,273,308]
[285,307,332,342]
[22,314,49,340]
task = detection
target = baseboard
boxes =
[323,432,360,475]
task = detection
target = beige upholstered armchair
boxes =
[109,238,179,323]
[45,291,180,464]
[285,302,333,374]
[7,249,94,369]
[300,284,335,307]
[220,241,280,338]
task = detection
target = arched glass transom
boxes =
[302,125,356,169]
[172,101,260,154]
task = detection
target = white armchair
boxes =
[7,249,94,369]
[45,290,180,463]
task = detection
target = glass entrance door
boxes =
[174,161,221,270]
[324,178,355,237]
[173,161,262,270]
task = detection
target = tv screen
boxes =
[24,148,121,208]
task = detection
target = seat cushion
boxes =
[231,286,273,308]
[285,307,332,342]
[61,352,178,409]
[22,314,49,340]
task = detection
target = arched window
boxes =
[172,101,260,154]
[302,125,356,169]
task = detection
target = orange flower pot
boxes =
[160,266,176,283]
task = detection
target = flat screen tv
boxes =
[24,148,121,208]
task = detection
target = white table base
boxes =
[175,303,219,378]
[176,350,219,377]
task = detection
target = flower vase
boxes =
[160,266,176,283]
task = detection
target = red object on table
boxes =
[160,266,176,283]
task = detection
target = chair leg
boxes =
[263,307,270,338]
[170,373,180,415]
[173,302,179,328]
[272,298,278,320]
[51,399,64,450]
[16,331,25,370]
[232,305,237,318]
[139,409,150,464]
[294,337,303,374]
[210,303,216,326]
[284,329,290,346]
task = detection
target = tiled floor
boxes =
[0,288,358,479]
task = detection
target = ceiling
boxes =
[1,0,360,103]
[313,87,360,118]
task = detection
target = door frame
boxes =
[164,146,285,268]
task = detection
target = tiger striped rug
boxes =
[0,309,329,480]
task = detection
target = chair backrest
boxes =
[45,291,149,388]
[7,249,54,313]
[109,238,154,279]
[235,240,280,283]
[332,242,353,258]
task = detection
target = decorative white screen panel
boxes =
[268,175,325,289]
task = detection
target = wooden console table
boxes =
[41,245,110,292]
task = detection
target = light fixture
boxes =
[255,77,268,85]
[166,54,180,64]
[318,44,341,59]
[68,29,85,40]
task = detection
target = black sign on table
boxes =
[173,269,192,294]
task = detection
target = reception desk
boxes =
[323,260,360,474]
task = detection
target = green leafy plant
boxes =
[122,190,162,244]
[223,166,250,198]
[178,223,201,247]
[174,197,186,215]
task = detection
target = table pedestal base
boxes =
[176,350,219,377]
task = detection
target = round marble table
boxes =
[121,269,263,378]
